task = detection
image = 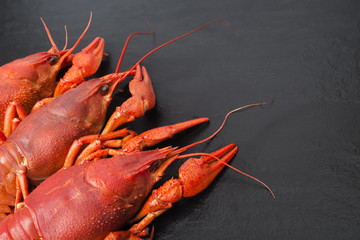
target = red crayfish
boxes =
[0,20,232,218]
[0,140,238,239]
[0,102,274,239]
[0,17,275,239]
[0,13,105,138]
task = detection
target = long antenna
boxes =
[40,17,60,53]
[61,12,93,60]
[173,99,275,198]
[176,98,274,153]
[62,25,68,51]
[109,20,237,94]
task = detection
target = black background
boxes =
[1,1,360,239]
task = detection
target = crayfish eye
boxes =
[47,55,59,66]
[150,161,159,171]
[98,84,109,96]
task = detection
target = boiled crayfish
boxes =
[0,120,239,239]
[0,15,162,217]
[0,105,274,239]
[0,19,273,240]
[0,13,105,138]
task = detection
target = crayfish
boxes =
[0,20,234,218]
[0,106,274,239]
[0,13,105,138]
[0,17,275,239]
[0,139,238,239]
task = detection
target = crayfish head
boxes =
[21,50,72,75]
[86,148,177,198]
[1,51,72,99]
[71,73,124,107]
[45,75,119,134]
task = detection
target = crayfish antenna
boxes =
[174,97,275,154]
[40,17,60,53]
[111,20,238,91]
[62,25,68,51]
[170,98,275,198]
[106,25,156,97]
[62,12,93,58]
[115,23,155,74]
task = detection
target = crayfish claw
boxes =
[72,37,105,78]
[54,37,105,97]
[179,143,238,197]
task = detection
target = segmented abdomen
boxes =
[0,206,40,240]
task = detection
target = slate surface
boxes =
[0,1,359,239]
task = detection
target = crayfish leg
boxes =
[104,227,153,240]
[30,97,54,113]
[14,166,28,211]
[3,102,27,137]
[71,118,208,166]
[62,129,135,168]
